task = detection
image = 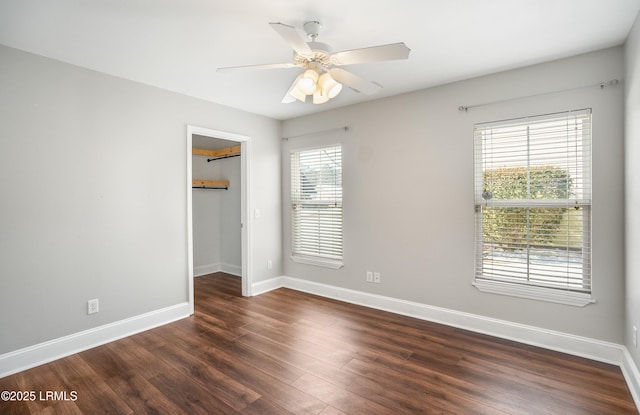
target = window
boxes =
[290,145,343,268]
[473,109,592,306]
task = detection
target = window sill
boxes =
[291,255,344,269]
[473,279,595,307]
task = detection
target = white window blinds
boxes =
[291,145,343,266]
[474,109,592,304]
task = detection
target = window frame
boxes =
[473,109,594,307]
[290,144,344,269]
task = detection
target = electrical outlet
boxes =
[373,272,381,284]
[267,260,273,269]
[366,271,373,283]
[634,326,638,348]
[87,299,99,315]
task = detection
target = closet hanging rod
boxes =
[192,179,229,190]
[207,154,241,162]
[192,185,228,190]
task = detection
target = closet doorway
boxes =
[186,126,251,315]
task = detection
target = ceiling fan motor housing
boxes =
[294,42,333,67]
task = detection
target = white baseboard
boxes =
[254,275,634,367]
[220,263,242,277]
[194,263,241,277]
[280,277,624,364]
[252,276,286,295]
[622,348,640,410]
[0,302,190,379]
[194,263,220,277]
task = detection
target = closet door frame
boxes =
[186,125,252,314]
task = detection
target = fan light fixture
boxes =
[319,72,342,98]
[299,69,319,94]
[292,68,342,104]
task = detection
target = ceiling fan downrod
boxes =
[303,20,322,41]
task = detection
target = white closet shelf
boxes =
[193,146,240,161]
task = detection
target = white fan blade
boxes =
[331,42,410,66]
[282,94,297,104]
[282,73,305,103]
[217,62,298,73]
[269,22,313,58]
[328,68,382,95]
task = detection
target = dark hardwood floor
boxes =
[1,272,637,414]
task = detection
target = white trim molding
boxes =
[0,302,190,379]
[194,263,242,277]
[252,276,287,295]
[290,255,344,269]
[221,263,242,277]
[194,263,221,277]
[622,348,640,410]
[254,276,639,409]
[473,279,596,307]
[276,277,622,363]
[186,125,253,313]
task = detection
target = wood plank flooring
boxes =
[1,272,637,414]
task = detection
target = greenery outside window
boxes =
[473,109,593,306]
[290,145,343,268]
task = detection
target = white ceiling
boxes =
[1,0,639,120]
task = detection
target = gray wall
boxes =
[193,155,222,271]
[625,13,640,366]
[0,44,282,354]
[219,157,242,270]
[282,47,625,343]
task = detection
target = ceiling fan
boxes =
[217,21,410,104]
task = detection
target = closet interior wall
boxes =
[192,140,242,277]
